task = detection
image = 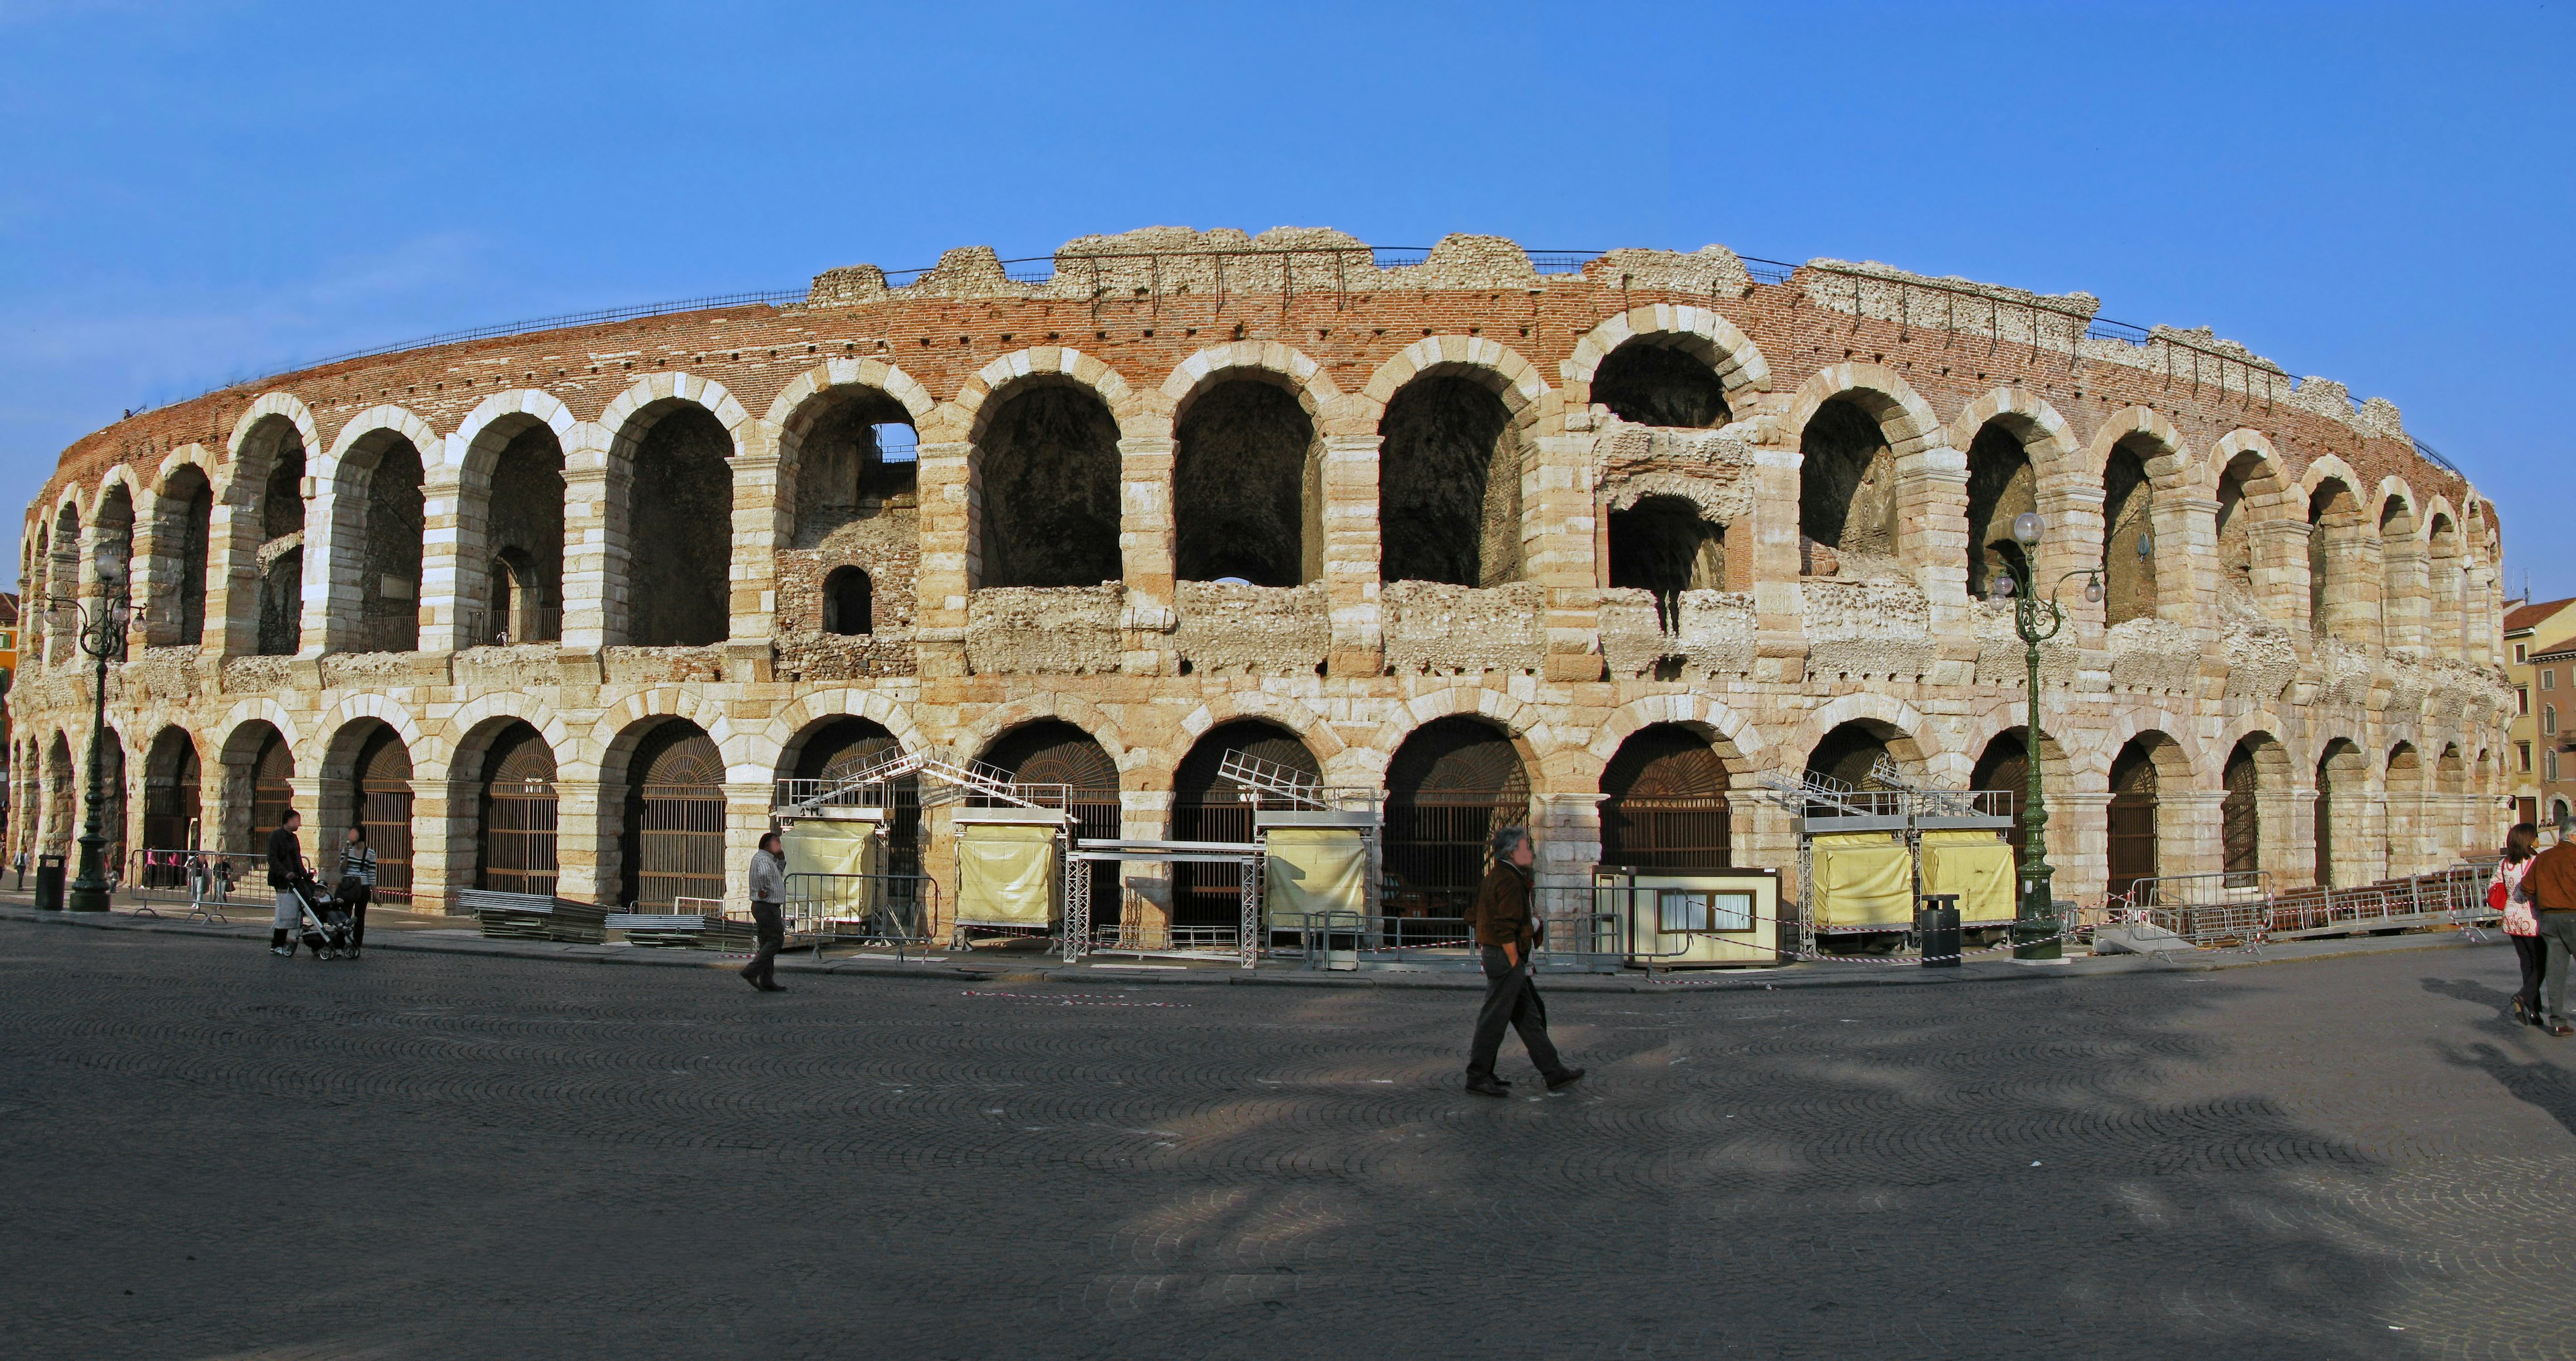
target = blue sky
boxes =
[3,0,2570,596]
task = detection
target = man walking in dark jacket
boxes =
[741,830,788,992]
[266,810,305,957]
[1463,826,1583,1097]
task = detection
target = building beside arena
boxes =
[7,227,2515,943]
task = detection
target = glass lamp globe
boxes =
[1988,574,2015,602]
[2012,512,2045,547]
[2085,577,2105,604]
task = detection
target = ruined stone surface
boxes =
[11,227,2512,922]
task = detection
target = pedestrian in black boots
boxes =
[1463,826,1583,1098]
[741,831,787,992]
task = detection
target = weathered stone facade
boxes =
[11,227,2514,927]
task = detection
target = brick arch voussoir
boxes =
[755,690,928,767]
[1585,692,1766,779]
[87,465,144,530]
[2100,717,2203,792]
[225,392,322,480]
[1161,342,1342,429]
[443,696,573,781]
[2299,453,2363,512]
[215,701,305,769]
[1783,692,1936,776]
[1948,386,2082,468]
[2371,476,2422,539]
[596,373,754,459]
[311,694,431,778]
[1561,304,1772,408]
[2208,429,2295,507]
[451,389,578,484]
[1173,692,1343,761]
[1358,336,1554,431]
[584,690,743,787]
[1784,363,1943,458]
[1366,687,1549,793]
[761,358,938,437]
[954,347,1140,444]
[953,694,1134,782]
[2084,406,2194,490]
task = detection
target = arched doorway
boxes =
[623,407,734,647]
[2315,738,2366,887]
[2222,739,2265,887]
[476,722,558,897]
[790,716,916,876]
[1599,723,1731,870]
[1972,729,2033,870]
[1592,338,1731,429]
[979,720,1121,929]
[974,384,1122,588]
[1383,717,1529,926]
[348,726,414,903]
[621,722,725,908]
[1174,377,1320,586]
[1379,376,1522,586]
[2105,739,2161,897]
[141,727,200,884]
[1171,720,1320,926]
[43,732,72,857]
[246,726,294,856]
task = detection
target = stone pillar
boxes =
[419,461,471,652]
[2321,523,2378,647]
[301,469,357,656]
[1320,432,1383,675]
[2249,519,2312,637]
[552,779,611,906]
[1530,432,1604,683]
[2050,789,2112,906]
[126,490,171,652]
[558,426,621,652]
[729,440,783,646]
[207,472,263,661]
[1118,432,1177,676]
[1748,444,1805,684]
[723,782,774,908]
[407,767,466,914]
[2032,484,2105,640]
[2281,781,2320,888]
[2157,495,2220,634]
[1121,788,1173,946]
[284,775,327,873]
[2381,540,2429,653]
[1895,444,1970,612]
[2159,790,2227,883]
[913,439,973,677]
[1535,792,1604,944]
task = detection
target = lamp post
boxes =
[64,579,130,914]
[1986,511,2145,961]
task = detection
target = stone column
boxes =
[2381,539,2428,653]
[301,469,357,657]
[2249,519,2312,637]
[207,471,264,660]
[1748,443,1805,684]
[2157,495,2220,634]
[1118,431,1178,676]
[407,767,466,914]
[1530,432,1604,683]
[1121,788,1173,946]
[557,423,622,653]
[2051,789,2113,907]
[724,439,782,684]
[723,782,774,909]
[551,779,611,906]
[2032,484,2106,640]
[2281,781,2320,888]
[1320,431,1383,676]
[913,439,973,678]
[418,459,472,652]
[2158,790,2227,883]
[1535,792,1605,946]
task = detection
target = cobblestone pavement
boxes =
[6,924,2575,1360]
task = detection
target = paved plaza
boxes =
[7,924,2576,1359]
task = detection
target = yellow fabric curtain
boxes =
[957,823,1059,926]
[1811,832,1914,929]
[1919,829,2015,923]
[1264,826,1368,928]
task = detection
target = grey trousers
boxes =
[2540,911,2576,1022]
[1467,945,1565,1079]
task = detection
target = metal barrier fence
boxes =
[124,849,277,924]
[2111,863,2497,950]
[782,871,940,959]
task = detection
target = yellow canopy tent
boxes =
[955,814,1063,928]
[1260,824,1369,930]
[1918,828,2015,925]
[1810,830,1914,930]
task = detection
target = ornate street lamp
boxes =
[63,574,130,914]
[1985,512,2148,960]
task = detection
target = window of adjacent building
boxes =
[2519,642,2531,663]
[2524,687,2534,714]
[2548,704,2559,737]
[2523,742,2536,773]
[2548,669,2559,691]
[2551,749,2562,782]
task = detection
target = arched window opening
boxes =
[1963,423,2037,602]
[2315,739,2365,888]
[345,726,414,903]
[1383,717,1529,930]
[93,485,134,641]
[1797,398,1896,576]
[979,720,1121,932]
[46,504,79,663]
[2218,743,2263,888]
[620,722,725,908]
[792,717,916,877]
[1379,376,1521,587]
[43,733,72,857]
[1600,723,1732,871]
[822,567,873,636]
[977,384,1121,589]
[1593,339,1730,429]
[2106,739,2161,897]
[257,439,306,656]
[96,726,127,875]
[626,407,733,647]
[1175,378,1318,586]
[1607,495,1725,633]
[476,722,557,897]
[792,393,919,549]
[2379,498,2417,649]
[481,425,564,644]
[2308,479,2364,643]
[2385,743,2423,875]
[1972,730,2033,871]
[156,466,212,647]
[2426,513,2463,658]
[349,436,425,653]
[2102,439,2158,625]
[1805,720,1896,792]
[141,726,201,882]
[1172,720,1319,926]
[246,726,294,855]
[2214,455,2265,614]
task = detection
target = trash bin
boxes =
[1917,892,1962,969]
[34,854,66,912]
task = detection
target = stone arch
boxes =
[2314,734,2372,887]
[1786,365,1943,574]
[586,690,746,785]
[600,377,747,647]
[1381,712,1534,922]
[146,450,215,649]
[949,693,1135,780]
[446,390,575,647]
[1360,688,1549,790]
[1952,391,2076,602]
[315,714,417,899]
[1173,691,1344,765]
[2105,730,2188,893]
[2209,431,2296,618]
[1166,347,1336,587]
[87,474,138,643]
[216,713,299,855]
[138,724,204,873]
[1373,344,1550,588]
[2375,479,2426,650]
[2086,411,2186,628]
[766,364,928,614]
[1597,722,1740,871]
[450,713,561,899]
[1782,363,1944,458]
[319,408,435,653]
[223,392,321,488]
[963,353,1128,590]
[2220,728,2292,886]
[1786,693,1935,783]
[2302,459,2371,645]
[1169,717,1324,926]
[1563,305,1770,427]
[222,403,313,657]
[752,689,928,765]
[604,713,728,910]
[1583,692,1766,781]
[40,498,80,663]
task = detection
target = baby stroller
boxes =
[286,872,358,961]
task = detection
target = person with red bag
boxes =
[2495,823,2541,1025]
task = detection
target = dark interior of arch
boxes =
[978,384,1121,588]
[793,390,916,549]
[2314,738,2365,886]
[1963,423,2036,600]
[620,721,724,908]
[246,725,293,853]
[476,720,559,896]
[160,467,211,647]
[488,425,565,643]
[792,716,915,873]
[1603,723,1729,798]
[1599,723,1732,871]
[1798,398,1896,558]
[2102,441,2157,625]
[1175,379,1315,586]
[627,407,733,647]
[1972,729,2034,867]
[358,438,425,653]
[258,435,305,656]
[142,727,200,857]
[2214,459,2253,591]
[2107,739,2161,887]
[98,726,127,862]
[2308,480,2360,637]
[1172,719,1318,926]
[1387,716,1529,804]
[1607,495,1725,631]
[823,566,873,635]
[1593,341,1730,429]
[95,487,133,620]
[2223,741,2262,878]
[1805,722,1893,791]
[981,719,1120,795]
[1380,376,1520,587]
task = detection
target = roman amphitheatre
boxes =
[5,225,2514,952]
